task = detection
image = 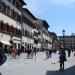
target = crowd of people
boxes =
[0,46,38,60]
[0,45,75,71]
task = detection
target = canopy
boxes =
[0,40,12,46]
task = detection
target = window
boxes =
[18,29,21,36]
[13,10,15,18]
[6,23,10,32]
[12,0,15,5]
[15,12,18,20]
[25,30,27,37]
[11,26,14,33]
[13,27,15,34]
[11,9,16,18]
[14,27,16,35]
[27,32,30,38]
[16,28,18,35]
[0,21,2,30]
[6,6,10,15]
[16,2,19,9]
[0,1,2,10]
[15,1,21,10]
[16,13,19,21]
[18,15,21,22]
[19,30,21,36]
[11,9,13,17]
[8,26,11,34]
[18,29,19,36]
[2,3,6,12]
[22,29,24,36]
[0,21,4,31]
[10,26,13,34]
[4,23,8,32]
[14,11,16,18]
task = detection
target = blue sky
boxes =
[24,0,75,36]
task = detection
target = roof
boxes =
[23,8,37,20]
[49,32,58,40]
[37,19,49,27]
[42,20,49,27]
[19,0,27,5]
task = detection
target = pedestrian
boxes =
[0,46,7,66]
[33,47,37,61]
[27,48,31,59]
[31,47,34,59]
[68,48,71,57]
[12,47,17,59]
[33,47,37,56]
[49,49,52,58]
[46,50,49,59]
[58,47,66,70]
[17,48,21,56]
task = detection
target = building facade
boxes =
[33,19,52,50]
[22,8,37,50]
[0,0,52,52]
[0,0,26,51]
[49,32,58,50]
[58,35,75,50]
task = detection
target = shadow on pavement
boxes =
[46,66,75,75]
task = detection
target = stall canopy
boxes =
[0,40,12,46]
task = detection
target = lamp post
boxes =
[62,29,65,49]
[62,29,65,36]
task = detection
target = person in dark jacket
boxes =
[59,48,66,70]
[0,46,7,66]
[49,50,52,58]
[17,48,21,56]
[68,48,71,57]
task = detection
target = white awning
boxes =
[0,40,12,46]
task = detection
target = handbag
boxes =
[64,57,67,61]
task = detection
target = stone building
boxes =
[49,32,58,50]
[58,35,75,50]
[0,0,52,52]
[0,0,26,51]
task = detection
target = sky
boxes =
[24,0,75,36]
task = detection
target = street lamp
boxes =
[62,29,65,36]
[62,29,65,49]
